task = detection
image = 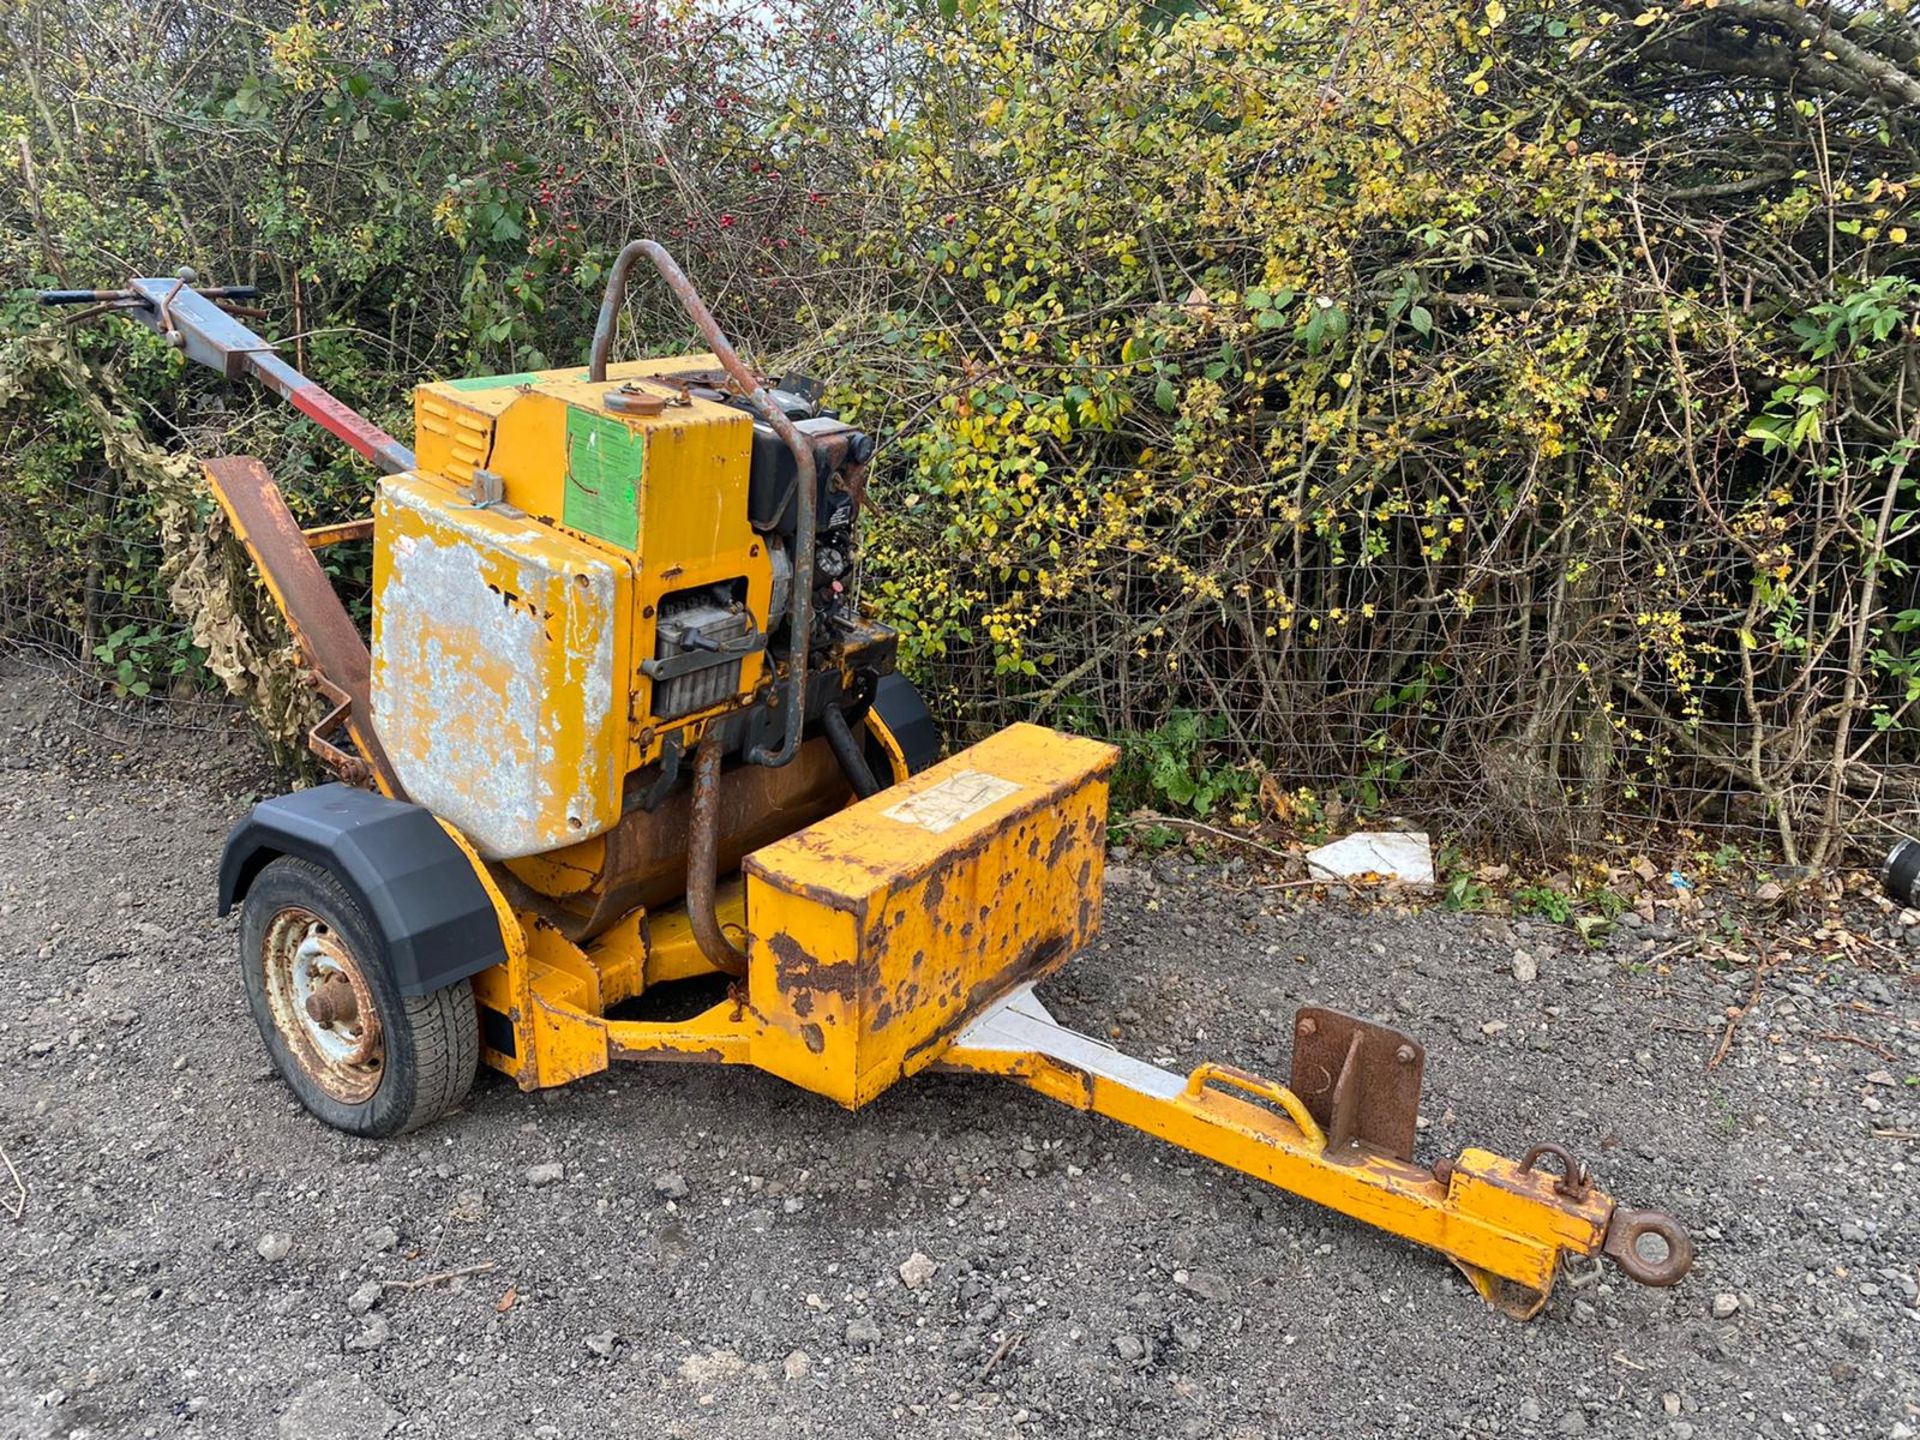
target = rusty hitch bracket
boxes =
[937,984,1694,1320]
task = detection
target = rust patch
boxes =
[766,930,861,1001]
[1046,822,1077,865]
[902,932,1071,1072]
[801,1023,826,1054]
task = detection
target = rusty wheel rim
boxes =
[260,905,384,1105]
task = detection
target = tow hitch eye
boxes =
[1603,1206,1696,1287]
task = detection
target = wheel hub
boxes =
[262,906,384,1103]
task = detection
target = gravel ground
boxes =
[1,654,1917,1440]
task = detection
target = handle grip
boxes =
[36,285,259,306]
[1181,1062,1328,1152]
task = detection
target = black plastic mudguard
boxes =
[217,784,508,997]
[871,672,941,778]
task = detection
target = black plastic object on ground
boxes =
[1882,839,1920,908]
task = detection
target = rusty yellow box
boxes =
[743,723,1118,1107]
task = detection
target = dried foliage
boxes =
[2,0,1917,864]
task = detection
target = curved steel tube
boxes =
[687,729,749,978]
[821,703,881,800]
[591,239,816,768]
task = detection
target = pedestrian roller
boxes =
[42,248,1694,1318]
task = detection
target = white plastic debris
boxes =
[1304,830,1435,885]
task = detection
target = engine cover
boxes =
[371,472,633,859]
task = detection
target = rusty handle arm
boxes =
[43,271,415,475]
[590,239,815,769]
[202,456,400,796]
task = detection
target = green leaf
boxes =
[1154,376,1177,412]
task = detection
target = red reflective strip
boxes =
[289,383,403,463]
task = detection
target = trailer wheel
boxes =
[239,856,478,1137]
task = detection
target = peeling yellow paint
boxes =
[372,472,633,857]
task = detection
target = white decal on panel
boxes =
[881,771,1022,835]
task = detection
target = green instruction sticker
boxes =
[564,408,643,550]
[442,371,542,391]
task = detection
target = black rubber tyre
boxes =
[239,856,478,1137]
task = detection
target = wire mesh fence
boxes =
[873,437,1920,871]
[7,303,1920,876]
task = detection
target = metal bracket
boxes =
[468,467,505,507]
[640,628,766,681]
[308,676,372,789]
[634,729,686,812]
[1289,1006,1424,1163]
